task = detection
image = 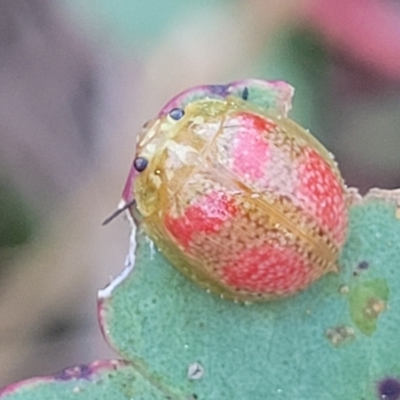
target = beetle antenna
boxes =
[102,199,136,226]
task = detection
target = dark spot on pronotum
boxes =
[133,156,148,172]
[169,107,185,120]
[378,378,400,400]
[358,261,369,270]
[54,364,91,381]
[242,87,249,100]
[102,199,136,226]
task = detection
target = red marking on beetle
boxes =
[222,245,311,294]
[230,113,276,180]
[235,112,276,132]
[164,191,238,248]
[295,148,347,245]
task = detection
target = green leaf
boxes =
[99,189,400,400]
[3,190,400,399]
[0,360,173,400]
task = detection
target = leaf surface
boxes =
[3,190,400,400]
[99,190,400,400]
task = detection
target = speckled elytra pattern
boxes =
[125,80,348,301]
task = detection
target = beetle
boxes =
[115,79,348,302]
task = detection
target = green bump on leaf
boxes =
[0,361,170,400]
[98,190,400,400]
[348,279,389,336]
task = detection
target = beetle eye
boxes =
[169,108,185,120]
[133,157,148,172]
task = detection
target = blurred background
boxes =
[1,0,400,387]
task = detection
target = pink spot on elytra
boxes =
[295,148,347,245]
[164,191,238,248]
[231,113,275,180]
[222,245,311,294]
